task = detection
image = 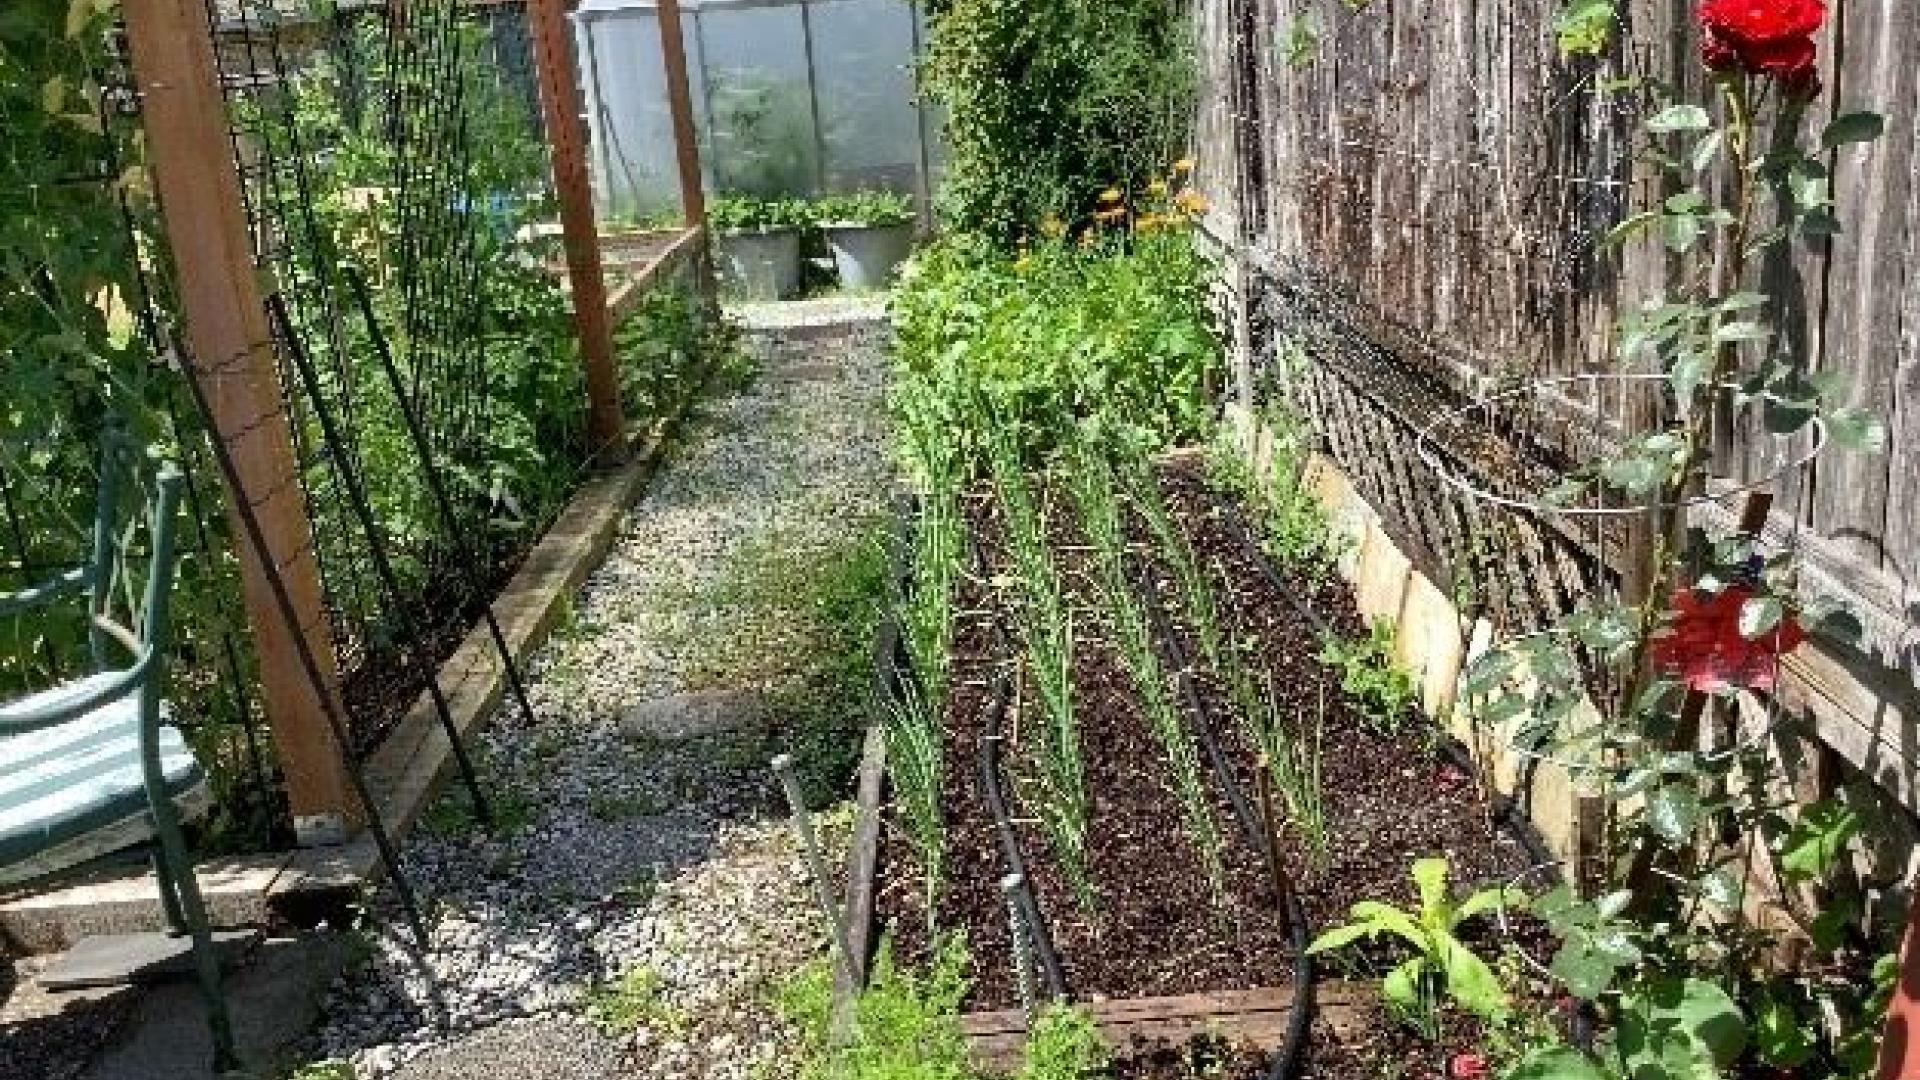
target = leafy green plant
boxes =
[1206,395,1341,581]
[1125,454,1328,863]
[1305,858,1514,1039]
[1069,441,1225,902]
[1319,620,1419,735]
[1014,1004,1110,1080]
[1453,14,1898,1075]
[776,937,975,1080]
[583,963,687,1036]
[921,0,1195,242]
[890,229,1220,478]
[816,191,917,229]
[707,193,813,233]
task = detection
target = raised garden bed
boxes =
[857,454,1554,1078]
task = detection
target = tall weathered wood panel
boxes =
[1198,0,1919,686]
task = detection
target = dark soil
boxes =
[875,459,1545,1079]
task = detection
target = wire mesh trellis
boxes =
[203,0,584,756]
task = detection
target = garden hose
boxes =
[978,617,1071,1001]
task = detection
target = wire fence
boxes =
[2,0,710,853]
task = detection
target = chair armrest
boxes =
[0,653,154,734]
[0,568,88,620]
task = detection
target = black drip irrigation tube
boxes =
[1134,562,1315,1080]
[975,628,1070,1000]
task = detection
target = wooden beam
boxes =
[656,0,706,227]
[527,0,625,454]
[123,0,359,844]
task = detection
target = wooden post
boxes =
[528,0,624,454]
[123,0,359,845]
[655,0,719,309]
[656,0,706,228]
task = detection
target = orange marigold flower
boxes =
[1174,189,1210,214]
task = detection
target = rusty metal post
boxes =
[528,0,625,455]
[123,0,359,844]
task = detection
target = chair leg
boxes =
[152,850,188,936]
[149,805,238,1073]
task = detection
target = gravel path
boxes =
[303,301,893,1080]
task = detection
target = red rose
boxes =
[1651,584,1807,693]
[1697,0,1825,82]
[1450,1054,1491,1080]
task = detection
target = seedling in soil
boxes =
[1306,857,1516,1040]
[1319,619,1420,736]
[1072,443,1226,903]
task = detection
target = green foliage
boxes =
[1306,858,1514,1038]
[816,191,917,229]
[891,464,965,927]
[890,231,1221,478]
[708,192,814,233]
[1206,397,1341,582]
[1554,0,1617,58]
[920,0,1195,242]
[613,280,745,423]
[1014,1004,1110,1080]
[777,937,975,1080]
[1318,620,1419,735]
[583,964,686,1036]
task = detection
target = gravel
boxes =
[300,308,893,1080]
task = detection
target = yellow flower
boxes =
[1095,207,1127,224]
[1098,187,1123,204]
[1015,255,1032,272]
[1040,215,1067,238]
[1174,189,1210,214]
[1147,179,1169,197]
[1173,157,1196,174]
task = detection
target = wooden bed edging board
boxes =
[960,983,1367,1074]
[835,722,890,1012]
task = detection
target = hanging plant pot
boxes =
[714,227,803,300]
[822,221,914,291]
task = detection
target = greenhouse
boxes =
[2,1,1917,1078]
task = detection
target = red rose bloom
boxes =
[1697,0,1825,83]
[1651,584,1807,693]
[1450,1054,1491,1080]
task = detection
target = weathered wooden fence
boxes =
[1193,0,1918,808]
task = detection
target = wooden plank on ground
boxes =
[960,982,1368,1073]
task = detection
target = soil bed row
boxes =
[873,458,1542,1078]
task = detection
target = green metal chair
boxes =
[0,442,236,1071]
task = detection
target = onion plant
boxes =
[1070,441,1225,903]
[985,422,1094,911]
[891,425,962,924]
[1126,456,1329,866]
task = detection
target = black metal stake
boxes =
[342,265,540,730]
[174,340,432,951]
[268,294,494,831]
